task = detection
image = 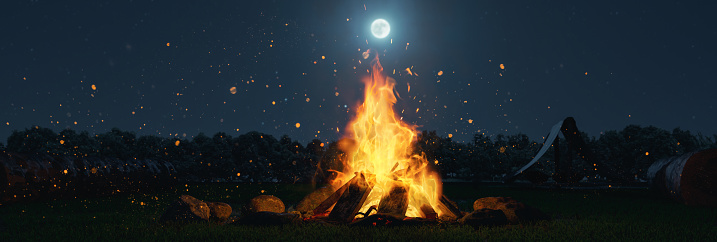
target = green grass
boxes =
[1,183,715,241]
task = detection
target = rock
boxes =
[472,197,549,224]
[206,202,232,221]
[458,208,508,227]
[160,195,210,222]
[238,211,302,225]
[295,186,335,214]
[245,195,285,214]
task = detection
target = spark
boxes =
[405,68,414,76]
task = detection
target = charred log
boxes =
[419,204,438,220]
[328,172,376,223]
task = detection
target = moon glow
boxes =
[371,19,390,39]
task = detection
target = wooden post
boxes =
[328,172,376,223]
[377,180,410,217]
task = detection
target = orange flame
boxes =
[338,50,442,218]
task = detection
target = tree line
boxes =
[2,125,716,183]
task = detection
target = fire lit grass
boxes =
[1,183,715,241]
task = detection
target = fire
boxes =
[336,51,442,218]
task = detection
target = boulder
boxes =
[295,186,335,215]
[458,208,508,227]
[206,202,232,221]
[472,197,549,224]
[244,195,285,214]
[160,195,210,222]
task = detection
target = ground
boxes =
[1,183,715,241]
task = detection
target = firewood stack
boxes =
[309,171,462,223]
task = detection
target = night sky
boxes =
[2,0,716,145]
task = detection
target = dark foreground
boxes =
[1,183,715,241]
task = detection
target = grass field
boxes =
[1,183,715,241]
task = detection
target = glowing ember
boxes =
[335,50,442,218]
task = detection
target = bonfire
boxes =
[311,50,461,223]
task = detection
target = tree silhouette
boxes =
[2,125,715,183]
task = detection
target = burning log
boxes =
[328,172,376,223]
[377,180,410,217]
[647,148,717,207]
[312,175,353,215]
[419,204,438,220]
[436,195,462,220]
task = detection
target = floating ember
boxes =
[313,51,457,222]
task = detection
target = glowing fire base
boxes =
[311,171,461,223]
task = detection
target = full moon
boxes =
[371,19,390,39]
